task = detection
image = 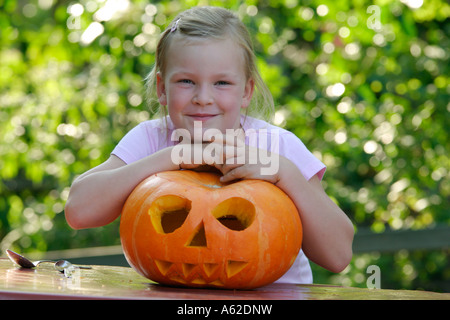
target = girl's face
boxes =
[157,36,254,138]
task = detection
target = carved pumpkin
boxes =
[120,170,302,289]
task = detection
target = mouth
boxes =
[187,114,219,122]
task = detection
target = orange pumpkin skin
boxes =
[120,170,302,289]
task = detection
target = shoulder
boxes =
[131,117,174,139]
[242,115,299,141]
[242,115,326,181]
[135,117,171,132]
[111,117,173,164]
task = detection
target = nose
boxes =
[192,84,213,106]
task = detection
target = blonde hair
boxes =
[145,6,274,122]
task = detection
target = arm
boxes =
[220,148,354,273]
[275,157,354,273]
[65,147,178,230]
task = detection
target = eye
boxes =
[215,80,231,86]
[148,195,191,234]
[178,79,194,85]
[212,197,255,231]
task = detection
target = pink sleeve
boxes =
[111,122,155,164]
[279,132,326,181]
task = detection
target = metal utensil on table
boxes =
[6,249,92,275]
[54,260,92,272]
[6,249,54,268]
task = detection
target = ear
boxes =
[241,78,255,109]
[156,72,167,106]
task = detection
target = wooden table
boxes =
[0,258,448,300]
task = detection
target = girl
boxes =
[65,6,354,284]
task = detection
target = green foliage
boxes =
[0,0,448,291]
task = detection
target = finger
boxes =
[220,162,242,176]
[219,167,239,183]
[179,162,201,170]
[210,129,246,148]
[220,164,280,184]
[220,165,250,183]
[202,141,225,165]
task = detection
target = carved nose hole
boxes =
[186,222,207,247]
[212,197,255,231]
[148,195,191,234]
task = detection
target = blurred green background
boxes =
[0,0,448,292]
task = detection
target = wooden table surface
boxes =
[0,258,448,300]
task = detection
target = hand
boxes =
[211,133,282,184]
[170,131,282,184]
[170,134,226,172]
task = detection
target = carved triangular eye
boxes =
[148,195,191,234]
[212,197,255,231]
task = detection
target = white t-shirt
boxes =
[112,115,326,284]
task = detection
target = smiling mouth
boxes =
[187,114,218,122]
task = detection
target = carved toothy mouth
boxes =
[153,259,249,287]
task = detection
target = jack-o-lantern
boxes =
[120,170,302,289]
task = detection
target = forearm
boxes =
[65,147,178,229]
[276,157,354,273]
